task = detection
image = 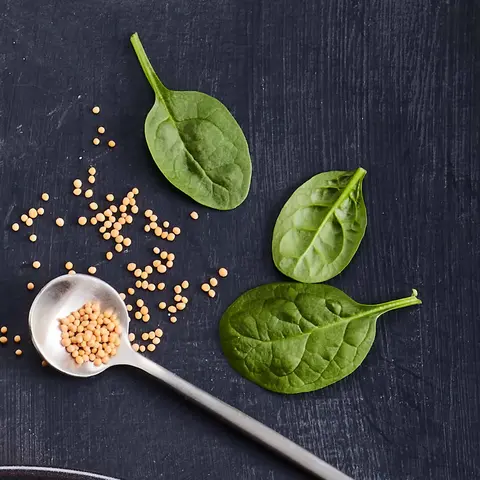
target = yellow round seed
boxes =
[166,253,174,261]
[27,282,34,291]
[78,216,87,226]
[158,302,166,310]
[29,234,37,243]
[153,260,161,268]
[73,188,82,196]
[41,193,49,201]
[218,268,228,278]
[20,214,28,223]
[152,337,160,345]
[140,271,148,280]
[190,211,199,220]
[15,349,22,356]
[108,140,116,148]
[174,285,182,294]
[127,288,135,296]
[134,311,142,320]
[176,303,186,311]
[172,227,181,235]
[68,270,76,275]
[142,280,148,289]
[97,125,105,134]
[11,223,19,232]
[142,314,150,323]
[25,218,33,227]
[155,328,163,337]
[115,235,124,244]
[140,306,149,315]
[128,333,135,342]
[28,208,37,219]
[153,247,160,255]
[96,213,105,222]
[166,261,174,268]
[167,305,177,314]
[161,232,168,239]
[157,265,167,274]
[65,261,73,270]
[32,261,41,269]
[181,280,189,289]
[167,233,175,242]
[201,283,210,292]
[73,179,82,189]
[106,252,113,260]
[174,294,182,302]
[141,332,149,341]
[160,251,168,260]
[41,360,48,367]
[136,299,144,308]
[111,229,119,238]
[148,283,156,292]
[0,336,7,344]
[181,296,188,304]
[88,266,97,275]
[0,326,7,334]
[145,265,153,274]
[157,283,165,291]
[93,138,100,145]
[209,278,218,287]
[88,167,97,175]
[208,289,216,298]
[144,225,151,233]
[127,263,136,272]
[92,106,100,114]
[110,205,118,213]
[115,244,123,253]
[89,202,98,211]
[126,215,133,224]
[132,187,139,195]
[135,280,142,288]
[106,193,114,202]
[103,232,111,240]
[144,209,153,218]
[131,205,139,214]
[162,221,169,228]
[37,207,44,216]
[170,317,177,324]
[14,335,21,343]
[147,344,156,352]
[132,343,139,351]
[84,189,93,199]
[123,237,132,247]
[134,269,142,278]
[139,345,146,352]
[150,214,158,222]
[154,227,162,237]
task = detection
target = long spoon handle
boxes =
[129,352,352,480]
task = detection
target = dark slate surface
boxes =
[0,1,479,479]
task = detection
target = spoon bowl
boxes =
[29,274,132,378]
[29,274,351,480]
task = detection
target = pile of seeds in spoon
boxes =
[7,105,230,364]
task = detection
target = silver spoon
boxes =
[29,274,352,480]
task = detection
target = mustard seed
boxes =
[92,106,100,114]
[170,317,177,324]
[97,125,105,134]
[167,305,177,314]
[176,303,186,311]
[150,221,158,229]
[145,209,153,218]
[56,218,64,227]
[174,294,182,302]
[88,167,97,175]
[73,179,82,189]
[131,205,139,215]
[141,333,149,341]
[96,213,105,222]
[108,140,116,148]
[134,311,142,320]
[41,193,49,201]
[153,260,161,268]
[160,251,168,260]
[152,337,160,345]
[28,208,37,219]
[167,253,175,261]
[161,232,168,239]
[132,187,139,195]
[140,271,148,280]
[127,288,135,295]
[21,214,28,223]
[73,188,82,196]
[78,216,87,226]
[218,268,228,278]
[201,283,210,292]
[11,223,19,232]
[144,225,151,233]
[147,344,156,352]
[89,202,98,211]
[93,138,100,145]
[143,315,150,323]
[209,278,218,287]
[181,296,189,304]
[27,282,34,290]
[88,266,97,275]
[0,326,7,334]
[127,304,133,312]
[172,227,181,235]
[106,251,113,260]
[106,193,114,202]
[132,343,139,352]
[135,280,142,288]
[154,227,162,237]
[174,285,182,294]
[15,349,22,356]
[103,232,111,240]
[123,237,132,247]
[14,335,20,343]
[157,283,165,291]
[29,234,37,243]
[26,218,33,227]
[84,189,93,199]
[167,233,175,242]
[136,299,144,308]
[37,207,44,216]
[166,260,174,268]
[32,260,41,269]
[153,247,160,255]
[115,244,123,253]
[0,336,7,344]
[190,211,199,220]
[157,265,167,274]
[159,302,166,310]
[208,289,216,298]
[127,263,136,272]
[145,265,153,274]
[68,270,76,275]
[155,328,163,337]
[65,262,73,270]
[139,345,146,352]
[148,283,156,292]
[181,280,189,289]
[91,217,98,225]
[163,221,169,228]
[42,360,48,367]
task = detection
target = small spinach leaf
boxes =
[272,168,367,282]
[131,33,252,210]
[219,283,421,394]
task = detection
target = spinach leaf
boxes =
[219,283,421,394]
[272,168,367,283]
[130,33,252,210]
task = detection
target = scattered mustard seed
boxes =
[0,336,7,344]
[127,263,136,272]
[139,345,146,352]
[152,337,160,345]
[29,234,37,243]
[176,303,186,311]
[141,333,149,341]
[174,285,182,294]
[163,221,169,228]
[28,208,38,219]
[85,189,94,198]
[201,283,210,292]
[41,193,49,201]
[132,343,139,352]
[56,218,65,227]
[167,305,177,314]
[172,227,181,235]
[106,193,114,202]
[218,268,228,278]
[127,287,135,295]
[92,106,100,114]
[157,283,165,291]
[167,233,175,242]
[21,214,28,223]
[108,140,116,148]
[208,289,216,298]
[147,344,156,352]
[174,294,182,302]
[73,188,82,196]
[0,326,7,334]
[128,333,135,342]
[93,138,100,145]
[190,211,199,220]
[27,282,34,290]
[14,335,20,343]
[89,202,98,211]
[26,218,33,227]
[155,328,163,337]
[181,280,190,289]
[166,260,174,269]
[159,302,166,310]
[11,223,19,232]
[115,244,123,253]
[73,179,82,189]
[32,261,41,269]
[170,317,177,324]
[78,216,87,226]
[153,247,160,254]
[15,349,22,356]
[209,278,218,287]
[37,207,44,216]
[65,261,73,270]
[106,251,113,261]
[42,360,48,367]
[88,266,97,275]
[88,167,96,175]
[160,251,168,260]
[88,175,95,184]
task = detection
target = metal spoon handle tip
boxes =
[126,352,352,480]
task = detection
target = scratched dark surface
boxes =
[0,0,478,479]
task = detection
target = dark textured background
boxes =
[0,0,479,479]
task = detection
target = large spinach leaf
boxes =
[219,283,421,393]
[131,33,252,210]
[272,168,367,282]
